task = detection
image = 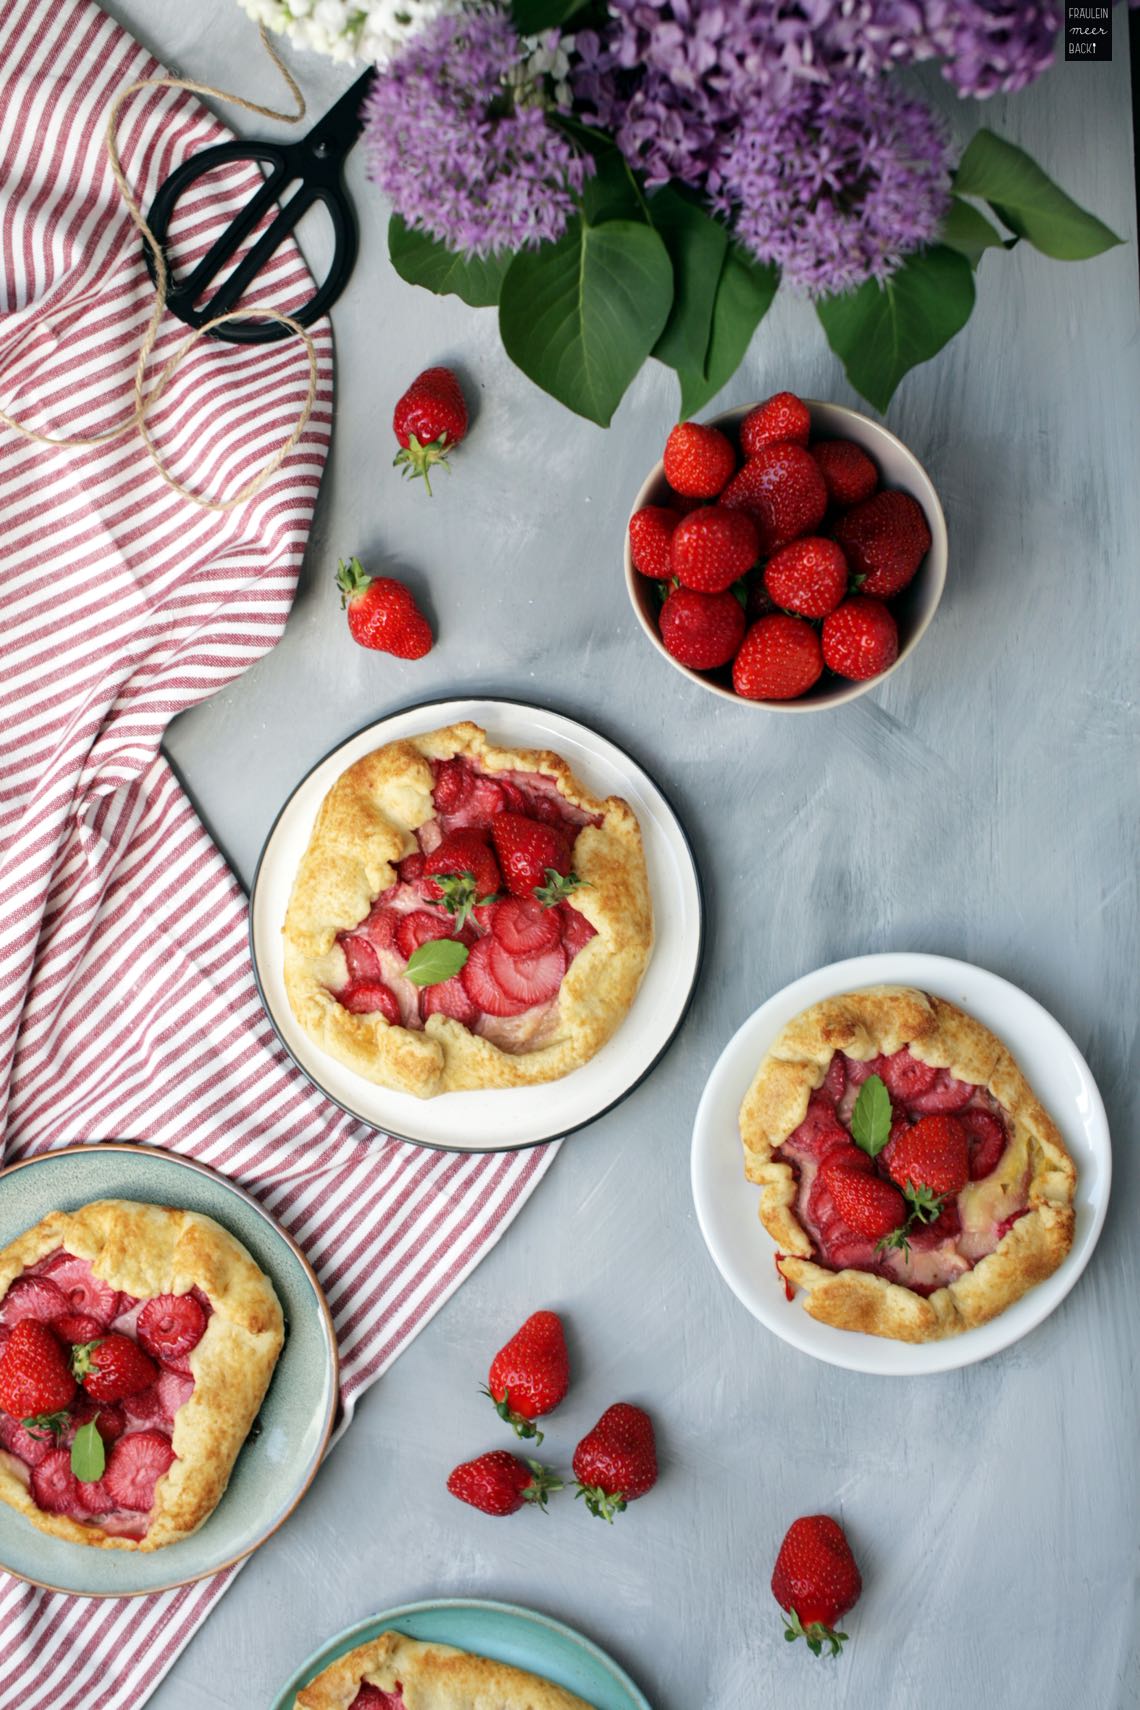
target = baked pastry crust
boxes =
[0,1199,284,1550]
[283,721,653,1097]
[296,1630,597,1710]
[739,986,1077,1342]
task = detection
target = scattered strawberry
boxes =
[488,896,561,957]
[821,597,898,681]
[558,903,597,960]
[884,1113,970,1202]
[771,1514,862,1657]
[336,558,432,659]
[764,538,848,620]
[484,1310,569,1444]
[31,1447,80,1514]
[0,1321,76,1421]
[659,586,746,670]
[420,973,479,1027]
[628,505,681,579]
[811,439,879,508]
[339,980,400,1021]
[396,909,472,962]
[961,1108,1007,1180]
[446,1450,563,1516]
[103,1429,176,1512]
[732,614,823,702]
[392,365,468,494]
[424,832,501,929]
[72,1334,158,1404]
[41,1256,121,1325]
[461,937,536,1018]
[820,1159,907,1242]
[670,506,758,594]
[721,443,827,554]
[490,814,582,906]
[740,391,811,456]
[0,1277,69,1326]
[662,421,736,498]
[835,489,931,597]
[572,1402,657,1521]
[137,1295,206,1364]
[53,1314,104,1345]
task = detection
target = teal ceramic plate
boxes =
[272,1599,653,1710]
[0,1144,338,1597]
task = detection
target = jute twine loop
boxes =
[0,26,322,513]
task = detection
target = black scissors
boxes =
[144,68,376,344]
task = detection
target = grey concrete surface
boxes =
[101,5,1140,1706]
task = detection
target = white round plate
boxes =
[251,697,703,1151]
[691,952,1111,1375]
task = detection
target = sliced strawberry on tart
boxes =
[282,721,653,1098]
[0,1201,283,1550]
[738,986,1077,1341]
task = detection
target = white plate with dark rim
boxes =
[691,952,1111,1376]
[250,697,704,1152]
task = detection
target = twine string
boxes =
[0,25,322,513]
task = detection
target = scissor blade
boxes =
[301,67,377,162]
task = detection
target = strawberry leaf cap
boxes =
[22,1411,70,1444]
[574,1481,629,1523]
[428,873,498,932]
[393,431,453,497]
[534,868,588,909]
[782,1607,849,1657]
[336,555,372,608]
[481,1384,544,1446]
[521,1459,564,1511]
[902,1180,946,1223]
[69,1340,106,1382]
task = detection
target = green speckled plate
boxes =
[271,1599,653,1710]
[0,1144,338,1597]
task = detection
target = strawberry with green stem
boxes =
[772,1514,862,1657]
[393,366,468,496]
[482,1310,569,1445]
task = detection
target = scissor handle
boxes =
[144,137,357,344]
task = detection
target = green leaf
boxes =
[816,244,976,414]
[511,0,589,30]
[388,215,512,309]
[71,1417,105,1484]
[404,938,470,988]
[939,196,1006,268]
[673,245,778,419]
[581,148,647,227]
[648,187,728,375]
[851,1073,893,1157]
[953,129,1122,260]
[499,217,673,426]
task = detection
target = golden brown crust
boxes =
[0,1200,284,1550]
[295,1630,597,1710]
[738,987,1077,1342]
[282,721,653,1097]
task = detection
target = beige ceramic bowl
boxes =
[624,401,948,711]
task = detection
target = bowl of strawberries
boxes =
[624,392,947,709]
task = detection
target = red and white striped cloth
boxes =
[0,3,555,1704]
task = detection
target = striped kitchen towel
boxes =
[0,2,555,1705]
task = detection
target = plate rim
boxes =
[690,950,1112,1377]
[269,1594,654,1710]
[0,1141,341,1597]
[248,692,705,1154]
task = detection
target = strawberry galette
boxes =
[283,721,653,1098]
[0,1200,284,1551]
[296,1630,596,1710]
[739,987,1076,1342]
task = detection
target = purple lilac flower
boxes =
[921,3,1061,97]
[362,8,590,258]
[717,74,953,295]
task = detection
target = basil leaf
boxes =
[939,196,1006,268]
[71,1417,105,1484]
[404,939,470,988]
[851,1074,892,1158]
[388,216,512,309]
[953,129,1122,261]
[816,244,975,413]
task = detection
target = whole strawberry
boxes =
[483,1310,569,1444]
[72,1334,158,1403]
[337,558,432,660]
[821,1158,907,1242]
[659,587,746,670]
[821,597,898,681]
[733,614,822,702]
[392,365,468,494]
[740,391,811,457]
[811,439,879,508]
[835,489,931,597]
[447,1450,563,1516]
[572,1402,657,1521]
[662,421,736,498]
[884,1113,969,1204]
[670,506,758,594]
[764,538,848,620]
[771,1514,861,1657]
[423,831,502,930]
[0,1321,75,1422]
[721,442,828,554]
[490,814,583,906]
[628,505,680,579]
